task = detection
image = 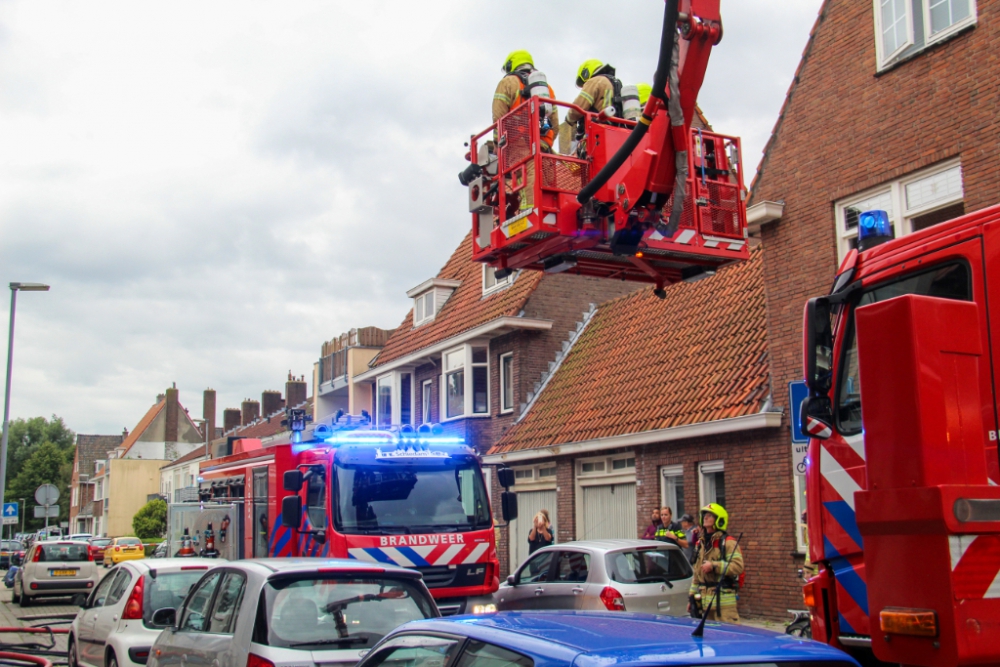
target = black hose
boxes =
[577,0,680,205]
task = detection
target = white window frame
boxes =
[512,463,557,491]
[698,460,725,508]
[440,344,490,422]
[873,0,976,71]
[421,379,433,424]
[499,352,514,414]
[72,485,79,508]
[412,291,436,327]
[375,369,416,427]
[835,160,964,261]
[483,265,514,296]
[576,453,635,485]
[660,464,685,519]
[794,473,808,554]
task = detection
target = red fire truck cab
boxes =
[801,204,1000,666]
[199,423,502,616]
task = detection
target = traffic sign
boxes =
[35,484,59,506]
[2,503,17,526]
[33,505,58,519]
[789,380,810,477]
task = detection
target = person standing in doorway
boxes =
[528,510,553,554]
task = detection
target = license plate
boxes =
[52,569,76,577]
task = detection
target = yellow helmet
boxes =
[636,83,652,105]
[576,59,605,88]
[700,503,729,531]
[502,50,534,74]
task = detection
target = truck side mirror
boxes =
[501,491,518,522]
[281,495,302,529]
[800,396,834,440]
[497,467,515,489]
[283,470,303,492]
[803,297,833,394]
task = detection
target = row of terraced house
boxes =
[71,0,1000,619]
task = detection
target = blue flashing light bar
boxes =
[857,209,894,251]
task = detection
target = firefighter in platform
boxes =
[492,50,558,213]
[559,59,624,155]
[689,503,744,623]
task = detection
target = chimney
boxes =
[286,371,307,409]
[122,428,128,438]
[241,399,260,425]
[262,390,283,417]
[156,393,165,404]
[223,408,242,433]
[165,386,179,442]
[203,389,217,443]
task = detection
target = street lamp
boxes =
[0,283,50,513]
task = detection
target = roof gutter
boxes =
[482,411,783,465]
[354,316,553,382]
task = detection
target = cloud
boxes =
[0,0,822,434]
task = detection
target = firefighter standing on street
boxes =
[689,503,744,623]
[559,59,624,155]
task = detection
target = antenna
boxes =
[692,532,744,638]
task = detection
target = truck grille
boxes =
[419,566,456,589]
[417,563,487,590]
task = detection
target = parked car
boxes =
[12,540,101,607]
[0,539,24,569]
[356,612,860,667]
[151,542,169,559]
[104,537,146,567]
[495,539,692,615]
[147,559,439,667]
[88,538,112,562]
[68,558,222,667]
[70,533,94,541]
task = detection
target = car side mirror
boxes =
[150,607,177,628]
[281,495,302,529]
[506,574,515,586]
[283,470,303,492]
[501,491,518,522]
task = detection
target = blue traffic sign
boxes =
[789,380,810,444]
[2,503,18,525]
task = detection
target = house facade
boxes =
[69,434,124,535]
[314,327,394,422]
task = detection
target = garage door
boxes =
[581,483,636,540]
[509,489,557,571]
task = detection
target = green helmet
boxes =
[576,59,604,88]
[700,503,729,531]
[502,50,534,74]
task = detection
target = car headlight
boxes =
[471,604,497,614]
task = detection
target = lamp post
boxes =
[18,498,24,536]
[0,283,50,513]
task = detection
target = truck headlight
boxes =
[472,603,497,614]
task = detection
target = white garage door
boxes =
[509,489,558,571]
[581,483,636,540]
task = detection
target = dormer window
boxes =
[406,278,462,328]
[483,265,514,296]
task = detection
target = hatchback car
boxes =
[495,539,692,615]
[68,558,222,667]
[88,538,112,562]
[147,559,439,667]
[356,612,859,667]
[13,540,101,607]
[104,537,146,567]
[1,539,24,569]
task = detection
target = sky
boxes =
[0,1,824,436]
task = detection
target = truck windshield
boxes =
[334,462,491,533]
[836,262,971,435]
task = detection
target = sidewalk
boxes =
[0,586,79,656]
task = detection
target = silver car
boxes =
[147,559,439,667]
[13,540,101,607]
[494,539,693,615]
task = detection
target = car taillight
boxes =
[599,586,626,611]
[32,549,40,563]
[115,546,121,552]
[247,654,275,667]
[122,575,145,620]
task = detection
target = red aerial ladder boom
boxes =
[462,0,747,296]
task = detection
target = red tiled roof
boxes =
[120,400,165,454]
[490,248,769,454]
[373,233,543,367]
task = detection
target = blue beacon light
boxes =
[857,209,894,251]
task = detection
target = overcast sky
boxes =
[0,1,823,436]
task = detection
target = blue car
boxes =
[354,612,859,667]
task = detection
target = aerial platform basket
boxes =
[464,97,749,289]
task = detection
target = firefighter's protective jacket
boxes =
[690,530,744,592]
[566,75,616,123]
[492,70,558,151]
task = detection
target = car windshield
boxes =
[334,462,491,533]
[39,544,89,562]
[254,577,435,650]
[118,538,142,546]
[606,548,692,584]
[144,571,208,626]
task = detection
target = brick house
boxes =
[69,434,124,535]
[484,250,799,618]
[353,231,641,453]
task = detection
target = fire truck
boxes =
[190,415,508,616]
[800,204,1000,666]
[460,0,749,296]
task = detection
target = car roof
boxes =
[122,558,224,573]
[243,558,419,577]
[535,539,679,553]
[396,612,859,667]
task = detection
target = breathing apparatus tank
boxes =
[176,527,195,557]
[621,84,641,121]
[526,70,554,132]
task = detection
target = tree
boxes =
[3,416,75,484]
[6,441,75,529]
[132,499,167,539]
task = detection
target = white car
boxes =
[69,558,223,667]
